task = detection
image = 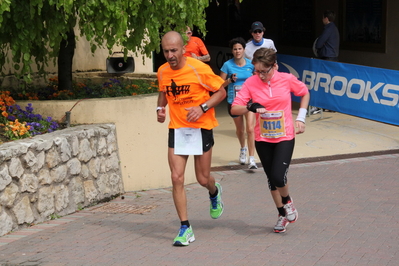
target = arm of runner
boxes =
[185,86,226,122]
[156,91,167,123]
[295,92,310,134]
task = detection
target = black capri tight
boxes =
[255,139,295,191]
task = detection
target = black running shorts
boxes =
[168,128,214,152]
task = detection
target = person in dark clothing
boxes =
[311,10,340,115]
[315,10,340,61]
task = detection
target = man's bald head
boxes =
[162,31,185,48]
[161,31,186,70]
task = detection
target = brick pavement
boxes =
[0,154,398,266]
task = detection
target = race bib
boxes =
[174,128,203,155]
[259,110,286,138]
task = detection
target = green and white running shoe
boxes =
[173,225,195,246]
[210,182,224,219]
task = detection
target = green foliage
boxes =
[6,77,159,100]
[49,213,61,220]
[0,0,212,82]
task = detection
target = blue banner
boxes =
[277,54,399,126]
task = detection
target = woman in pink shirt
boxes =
[231,48,310,233]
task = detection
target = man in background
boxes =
[315,10,340,61]
[311,10,340,114]
[245,21,277,61]
[184,26,211,63]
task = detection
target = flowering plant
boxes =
[6,103,59,136]
[9,77,158,100]
[0,91,15,123]
[1,119,31,140]
[1,92,59,143]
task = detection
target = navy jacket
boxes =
[316,22,340,58]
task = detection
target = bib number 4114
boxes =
[263,120,282,130]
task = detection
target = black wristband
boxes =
[247,102,265,113]
[230,74,235,83]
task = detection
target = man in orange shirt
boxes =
[184,26,211,63]
[156,31,226,246]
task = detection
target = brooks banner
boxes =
[277,54,399,126]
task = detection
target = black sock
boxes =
[181,220,190,227]
[282,195,291,205]
[277,207,286,217]
[209,187,218,198]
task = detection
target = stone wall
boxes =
[0,124,124,236]
[18,95,197,192]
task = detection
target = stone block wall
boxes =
[0,124,124,236]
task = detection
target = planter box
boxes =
[17,94,196,192]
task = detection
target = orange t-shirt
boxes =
[157,57,224,130]
[184,36,209,58]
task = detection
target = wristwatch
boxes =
[200,103,209,113]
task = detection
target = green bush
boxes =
[7,77,159,101]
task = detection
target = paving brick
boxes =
[0,153,398,265]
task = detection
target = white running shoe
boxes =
[310,107,321,115]
[248,158,258,169]
[284,198,298,223]
[274,215,289,233]
[239,147,247,165]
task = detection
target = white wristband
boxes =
[156,106,163,112]
[296,108,307,123]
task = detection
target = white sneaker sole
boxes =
[248,163,258,169]
[173,235,195,246]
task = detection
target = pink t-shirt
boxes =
[232,71,309,143]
